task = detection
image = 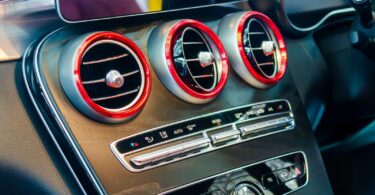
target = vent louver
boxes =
[59,32,151,123]
[172,27,218,92]
[148,19,229,104]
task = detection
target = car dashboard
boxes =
[1,0,364,194]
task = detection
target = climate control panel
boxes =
[111,99,295,172]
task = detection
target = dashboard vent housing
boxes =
[148,20,229,104]
[219,11,287,89]
[59,32,151,123]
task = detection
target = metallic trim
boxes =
[58,32,152,123]
[130,137,211,166]
[22,43,86,195]
[218,11,287,89]
[148,19,229,104]
[283,6,355,32]
[29,29,106,194]
[159,151,309,195]
[210,129,240,144]
[110,99,295,172]
[55,0,247,23]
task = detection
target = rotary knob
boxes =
[232,183,262,195]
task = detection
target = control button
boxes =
[130,138,210,166]
[232,183,262,195]
[276,168,293,182]
[210,129,240,145]
[290,164,304,178]
[238,116,294,137]
[261,173,279,189]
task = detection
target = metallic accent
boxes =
[198,51,215,68]
[210,128,240,145]
[261,41,275,57]
[159,151,309,195]
[238,116,295,136]
[105,70,125,88]
[281,5,355,32]
[110,99,295,172]
[131,138,210,166]
[82,53,128,65]
[22,30,105,194]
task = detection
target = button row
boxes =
[262,164,305,189]
[131,138,210,166]
[129,115,294,169]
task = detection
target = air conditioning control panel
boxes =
[111,99,295,172]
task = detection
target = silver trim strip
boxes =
[159,151,309,195]
[286,7,355,32]
[210,129,240,144]
[26,30,106,194]
[131,138,211,166]
[22,42,86,194]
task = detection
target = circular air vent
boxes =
[219,11,287,89]
[148,19,229,104]
[59,32,151,123]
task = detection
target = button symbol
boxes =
[266,177,274,182]
[257,108,265,115]
[130,142,139,148]
[212,119,222,125]
[144,136,154,143]
[235,112,243,119]
[277,105,283,110]
[268,107,274,112]
[159,131,169,139]
[173,128,184,135]
[186,124,196,131]
[246,110,256,115]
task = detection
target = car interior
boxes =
[1,0,375,194]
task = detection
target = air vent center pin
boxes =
[106,70,124,89]
[261,41,275,57]
[198,51,215,68]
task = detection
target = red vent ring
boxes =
[74,32,152,119]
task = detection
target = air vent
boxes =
[219,11,287,89]
[148,20,229,104]
[59,32,151,123]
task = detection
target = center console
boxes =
[22,2,332,194]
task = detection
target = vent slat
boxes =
[92,87,140,102]
[82,53,128,65]
[258,62,274,66]
[193,74,214,79]
[183,42,204,45]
